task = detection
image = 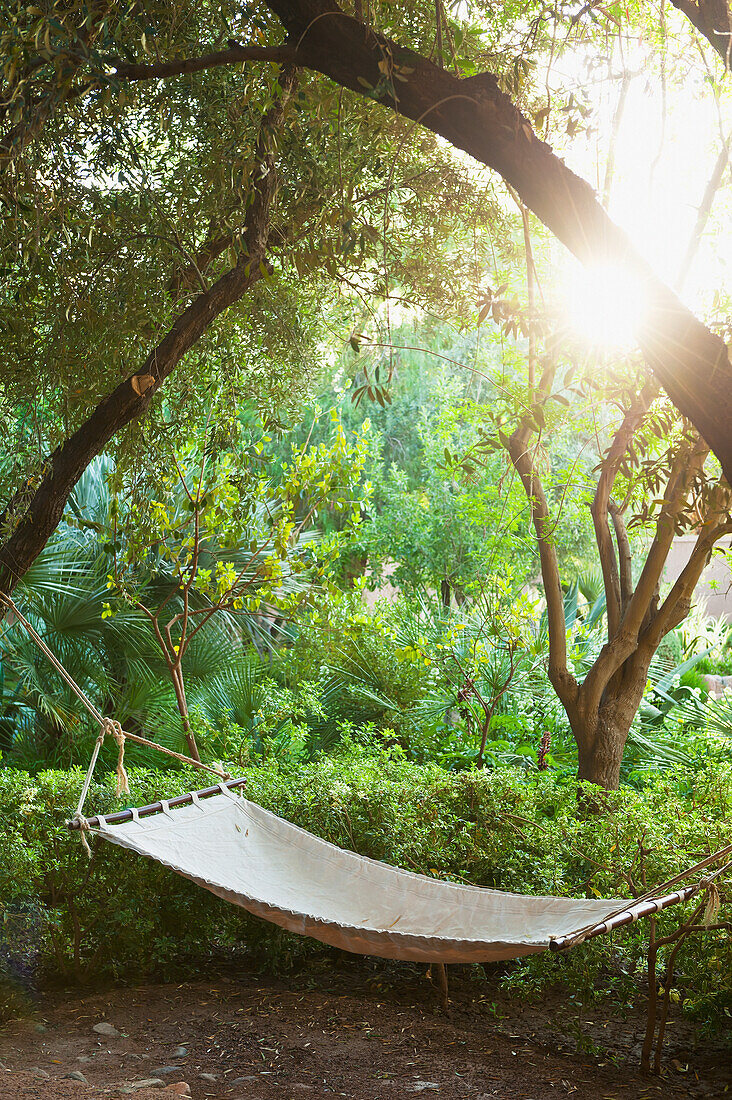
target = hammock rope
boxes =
[0,592,231,852]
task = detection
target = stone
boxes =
[64,1071,89,1084]
[405,1084,440,1093]
[34,1023,48,1033]
[230,1078,258,1085]
[120,1078,165,1093]
[151,1067,181,1076]
[172,1046,188,1059]
[31,1068,50,1079]
[199,1072,218,1081]
[163,1085,191,1097]
[93,1022,121,1038]
[76,1056,92,1063]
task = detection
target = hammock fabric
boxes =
[76,781,700,965]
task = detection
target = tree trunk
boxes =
[572,660,651,789]
[575,713,628,789]
[171,664,201,763]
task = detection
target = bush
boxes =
[0,749,729,1029]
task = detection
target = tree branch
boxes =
[0,67,298,596]
[506,430,578,706]
[111,45,298,82]
[671,1,732,65]
[643,497,732,645]
[580,433,708,712]
[620,434,708,639]
[168,233,232,295]
[608,501,633,612]
[590,382,656,638]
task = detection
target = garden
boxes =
[1,2,731,1098]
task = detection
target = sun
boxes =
[565,261,648,351]
[551,37,730,349]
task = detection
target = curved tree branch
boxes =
[591,382,657,638]
[0,68,298,597]
[608,501,633,613]
[111,44,297,82]
[643,500,732,645]
[506,430,578,707]
[579,433,709,714]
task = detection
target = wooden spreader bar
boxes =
[66,777,247,831]
[549,882,699,952]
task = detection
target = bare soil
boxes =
[0,961,729,1100]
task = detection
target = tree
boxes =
[93,0,732,477]
[1,0,502,597]
[499,367,732,789]
[105,411,370,759]
[0,57,296,594]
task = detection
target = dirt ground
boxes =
[0,962,729,1100]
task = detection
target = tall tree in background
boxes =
[499,367,732,789]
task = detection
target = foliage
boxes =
[111,409,371,623]
[101,409,370,756]
[0,750,729,1030]
[0,423,369,767]
[0,0,516,537]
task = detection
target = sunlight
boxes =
[551,38,731,345]
[565,261,648,349]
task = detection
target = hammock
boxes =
[2,594,728,965]
[68,778,728,964]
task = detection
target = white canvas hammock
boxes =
[71,779,727,964]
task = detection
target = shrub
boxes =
[0,749,729,1029]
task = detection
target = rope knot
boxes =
[103,717,130,797]
[71,812,92,858]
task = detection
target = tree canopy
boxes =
[1,0,731,598]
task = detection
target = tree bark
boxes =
[572,657,651,788]
[671,1,732,64]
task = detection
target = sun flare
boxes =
[565,262,648,350]
[552,40,730,351]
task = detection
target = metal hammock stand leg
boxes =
[2,591,730,1073]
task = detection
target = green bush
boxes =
[0,749,730,1029]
